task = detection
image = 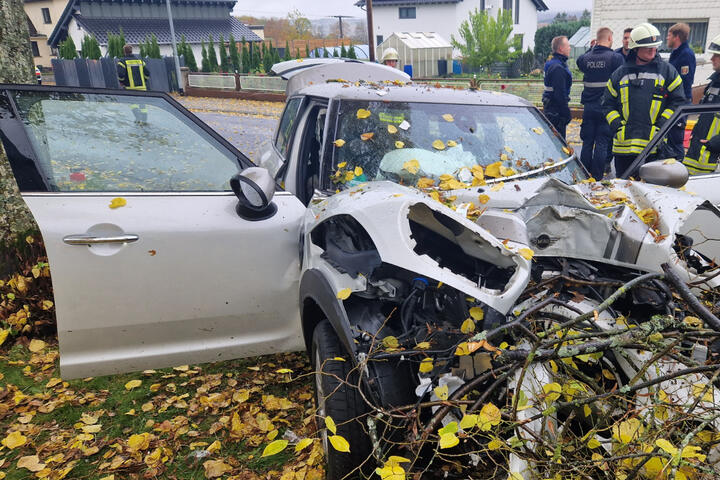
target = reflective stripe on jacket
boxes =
[601,52,686,155]
[683,71,720,174]
[117,56,149,91]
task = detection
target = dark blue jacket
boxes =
[543,52,572,121]
[668,41,696,101]
[614,47,628,60]
[577,45,624,105]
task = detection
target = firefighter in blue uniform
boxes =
[683,34,720,174]
[117,44,151,123]
[665,23,696,159]
[602,23,686,178]
[542,36,572,138]
[576,27,624,179]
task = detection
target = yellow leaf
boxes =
[434,385,449,400]
[447,140,458,147]
[461,318,475,334]
[611,418,644,444]
[455,342,470,356]
[82,424,102,434]
[663,158,677,164]
[584,405,592,417]
[490,182,505,192]
[542,382,562,402]
[531,127,544,135]
[518,248,534,261]
[395,141,405,149]
[485,162,502,178]
[382,336,399,349]
[354,166,364,176]
[109,197,127,209]
[127,432,151,451]
[478,194,490,204]
[608,190,628,202]
[655,439,678,456]
[337,161,347,168]
[336,288,352,300]
[439,432,459,449]
[276,368,293,374]
[262,439,289,457]
[361,132,374,141]
[325,416,337,435]
[487,437,504,450]
[329,435,350,452]
[2,431,27,449]
[375,461,406,480]
[403,159,420,174]
[469,307,484,321]
[345,171,355,182]
[478,402,501,431]
[562,146,572,155]
[500,153,509,162]
[504,146,514,154]
[41,300,53,310]
[387,124,398,134]
[0,329,9,347]
[203,459,232,478]
[419,358,434,373]
[500,166,517,177]
[459,414,478,430]
[416,177,434,188]
[442,114,454,122]
[356,109,371,119]
[416,342,431,349]
[295,438,314,453]
[207,440,221,453]
[683,316,703,328]
[587,438,602,449]
[26,235,34,244]
[680,445,706,461]
[333,139,346,147]
[432,140,445,150]
[125,379,142,391]
[28,338,46,352]
[17,455,46,472]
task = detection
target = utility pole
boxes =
[165,0,183,92]
[330,15,352,38]
[365,0,374,61]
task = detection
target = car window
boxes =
[327,100,583,190]
[275,97,303,158]
[9,90,241,192]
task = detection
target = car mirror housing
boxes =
[230,167,278,221]
[639,159,689,189]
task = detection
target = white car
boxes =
[1,63,720,478]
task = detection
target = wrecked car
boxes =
[1,61,720,479]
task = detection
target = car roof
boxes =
[295,81,534,107]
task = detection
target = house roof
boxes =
[73,16,261,45]
[383,31,452,48]
[354,0,548,10]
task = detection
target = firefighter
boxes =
[682,34,720,174]
[602,23,686,177]
[576,27,624,179]
[381,48,399,69]
[542,36,572,138]
[117,44,151,123]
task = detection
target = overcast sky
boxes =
[232,0,592,19]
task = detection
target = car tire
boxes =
[311,319,373,479]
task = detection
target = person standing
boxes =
[381,48,399,69]
[665,23,696,159]
[683,35,720,174]
[576,27,624,179]
[615,27,632,60]
[602,23,686,177]
[542,36,572,138]
[117,44,151,123]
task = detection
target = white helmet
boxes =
[628,23,662,49]
[382,47,399,62]
[708,34,720,55]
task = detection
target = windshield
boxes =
[326,100,586,190]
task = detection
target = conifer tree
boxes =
[150,34,161,58]
[340,44,347,57]
[305,42,310,58]
[295,47,301,59]
[332,48,339,57]
[283,40,291,61]
[262,42,273,72]
[207,35,219,72]
[201,41,210,72]
[228,34,240,72]
[252,43,261,71]
[179,35,197,71]
[218,34,230,72]
[241,38,250,73]
[59,36,78,59]
[348,43,357,59]
[323,47,329,58]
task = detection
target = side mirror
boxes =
[639,159,689,188]
[230,167,278,221]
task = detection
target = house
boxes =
[24,0,69,68]
[355,0,549,52]
[48,0,261,63]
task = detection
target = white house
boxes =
[355,0,549,52]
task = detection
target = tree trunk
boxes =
[0,0,40,271]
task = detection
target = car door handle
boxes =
[62,234,139,245]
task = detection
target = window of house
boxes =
[41,8,51,24]
[502,0,512,14]
[652,20,709,52]
[480,0,486,10]
[31,42,40,57]
[399,7,416,19]
[514,0,519,23]
[376,35,384,46]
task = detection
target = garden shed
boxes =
[568,26,592,60]
[377,32,452,78]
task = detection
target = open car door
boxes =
[0,85,306,379]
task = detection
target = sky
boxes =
[232,0,593,19]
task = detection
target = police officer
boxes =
[615,27,632,60]
[577,27,624,179]
[665,23,696,159]
[543,36,572,138]
[602,23,686,177]
[683,34,720,174]
[117,44,151,123]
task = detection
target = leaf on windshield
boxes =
[478,194,490,204]
[447,140,458,147]
[354,166,363,176]
[439,179,467,191]
[387,124,398,134]
[432,140,446,150]
[562,146,573,155]
[490,182,505,192]
[395,141,405,149]
[356,109,371,119]
[360,132,374,141]
[439,174,454,181]
[345,171,355,182]
[337,161,347,168]
[500,166,517,177]
[500,153,509,161]
[442,114,454,122]
[403,159,420,174]
[333,139,346,147]
[416,177,435,188]
[485,162,502,178]
[531,127,544,135]
[504,146,514,154]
